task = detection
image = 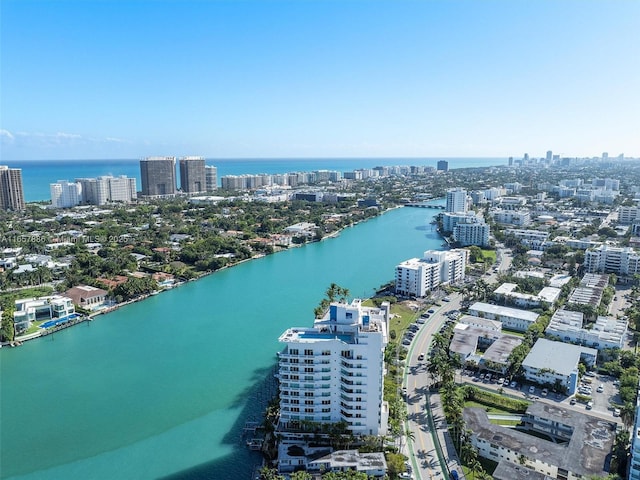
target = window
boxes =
[290,349,298,355]
[304,349,313,356]
[304,391,314,397]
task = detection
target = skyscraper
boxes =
[546,150,553,162]
[437,160,449,172]
[0,165,25,211]
[205,165,218,192]
[179,156,206,194]
[140,157,176,197]
[445,187,468,213]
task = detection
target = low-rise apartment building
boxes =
[468,301,539,332]
[522,339,596,395]
[464,402,617,480]
[546,309,627,350]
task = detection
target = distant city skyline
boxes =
[1,0,638,160]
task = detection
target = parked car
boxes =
[510,381,517,388]
[586,401,593,410]
[570,397,577,405]
[541,388,548,396]
[597,384,604,393]
[614,408,621,417]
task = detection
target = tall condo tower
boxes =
[445,187,468,213]
[140,157,176,197]
[0,165,25,211]
[437,160,449,172]
[179,156,206,194]
[205,165,218,192]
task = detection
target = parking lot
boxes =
[458,369,623,422]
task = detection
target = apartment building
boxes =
[468,302,539,333]
[584,244,640,276]
[277,300,389,439]
[179,156,206,194]
[50,180,82,208]
[445,187,468,213]
[453,220,490,247]
[395,249,467,297]
[522,339,596,395]
[546,309,627,350]
[0,165,25,211]
[140,156,177,196]
[464,402,616,480]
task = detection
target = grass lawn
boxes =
[388,302,422,345]
[481,249,497,264]
[464,401,515,415]
[1,286,54,305]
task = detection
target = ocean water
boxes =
[0,204,445,480]
[7,157,505,202]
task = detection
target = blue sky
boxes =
[1,0,639,160]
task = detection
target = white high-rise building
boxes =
[76,176,137,205]
[395,249,468,297]
[445,187,468,213]
[453,221,490,247]
[277,300,389,437]
[50,180,82,208]
[205,165,218,191]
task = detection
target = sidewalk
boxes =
[426,392,466,480]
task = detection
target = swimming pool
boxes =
[40,313,82,329]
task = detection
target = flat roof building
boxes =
[464,402,617,479]
[277,300,389,439]
[522,339,597,394]
[468,301,539,332]
[0,166,25,211]
[140,156,176,197]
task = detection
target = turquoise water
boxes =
[7,157,505,201]
[0,204,444,479]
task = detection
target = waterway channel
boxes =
[0,203,444,480]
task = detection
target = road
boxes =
[401,248,514,479]
[403,291,465,480]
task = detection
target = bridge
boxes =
[404,203,445,209]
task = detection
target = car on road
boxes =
[428,309,435,313]
[398,473,412,480]
[418,353,425,361]
[614,408,621,417]
[597,384,604,393]
[510,381,517,388]
[570,397,577,405]
[586,401,593,410]
[541,388,548,396]
[443,297,450,302]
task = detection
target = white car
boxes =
[529,386,535,394]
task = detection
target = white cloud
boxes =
[0,129,15,141]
